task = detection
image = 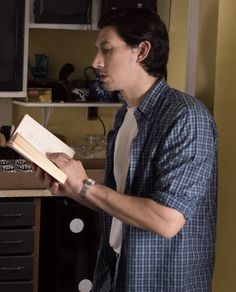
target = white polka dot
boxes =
[78,279,93,292]
[69,218,84,233]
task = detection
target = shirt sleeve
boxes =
[153,106,217,221]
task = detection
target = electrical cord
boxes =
[97,115,106,137]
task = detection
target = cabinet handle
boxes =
[0,213,24,218]
[0,266,24,271]
[0,240,25,246]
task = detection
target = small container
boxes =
[27,87,52,102]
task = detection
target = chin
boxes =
[103,83,114,92]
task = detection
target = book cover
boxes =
[7,114,75,184]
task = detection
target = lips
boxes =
[99,73,108,83]
[97,69,107,77]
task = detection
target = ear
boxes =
[136,41,151,63]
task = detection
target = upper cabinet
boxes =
[101,0,157,14]
[0,0,29,97]
[29,0,101,30]
[34,0,92,24]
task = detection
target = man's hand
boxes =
[32,152,88,197]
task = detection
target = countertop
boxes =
[0,168,105,198]
[0,188,51,197]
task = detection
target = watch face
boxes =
[86,178,96,185]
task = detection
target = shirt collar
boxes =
[135,77,169,118]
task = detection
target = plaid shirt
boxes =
[92,78,217,292]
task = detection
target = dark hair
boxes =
[98,7,169,78]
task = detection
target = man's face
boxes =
[92,26,139,93]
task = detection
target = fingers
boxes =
[44,172,56,189]
[34,165,46,182]
[46,152,71,168]
[31,155,75,196]
[41,152,87,196]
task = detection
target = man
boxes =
[34,7,217,292]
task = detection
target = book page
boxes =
[14,114,75,158]
[9,133,67,184]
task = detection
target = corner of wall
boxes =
[0,98,13,126]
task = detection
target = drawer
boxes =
[0,255,33,280]
[0,230,34,254]
[0,201,35,227]
[0,281,33,292]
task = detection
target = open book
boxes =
[7,114,75,184]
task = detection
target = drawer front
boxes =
[0,202,35,227]
[0,281,33,292]
[0,255,33,280]
[0,230,34,254]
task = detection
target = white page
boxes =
[14,114,75,158]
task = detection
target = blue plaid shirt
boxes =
[92,78,217,291]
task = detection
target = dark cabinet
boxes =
[101,0,157,15]
[0,0,25,91]
[0,195,100,292]
[34,0,92,24]
[0,198,36,292]
[39,197,100,292]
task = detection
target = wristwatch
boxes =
[80,178,96,199]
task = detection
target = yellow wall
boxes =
[213,0,236,291]
[28,29,98,80]
[195,0,219,113]
[167,0,189,91]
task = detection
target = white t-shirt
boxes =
[109,107,138,254]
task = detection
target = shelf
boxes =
[13,100,122,108]
[29,23,97,31]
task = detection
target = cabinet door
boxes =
[101,0,157,15]
[0,0,25,91]
[0,201,35,228]
[0,282,33,292]
[0,230,34,254]
[39,197,100,292]
[34,0,92,24]
[0,255,33,281]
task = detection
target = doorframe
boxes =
[185,0,200,96]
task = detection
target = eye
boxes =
[101,47,112,54]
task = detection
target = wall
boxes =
[0,99,12,126]
[213,0,236,291]
[195,0,219,113]
[167,0,189,91]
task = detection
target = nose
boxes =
[91,51,104,69]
